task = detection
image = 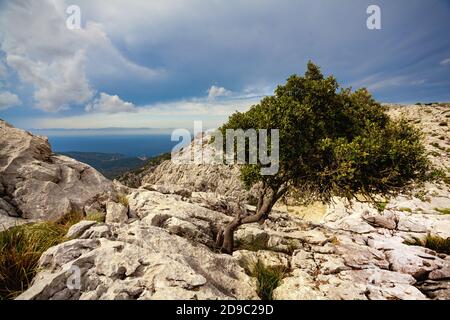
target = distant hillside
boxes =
[117,152,171,187]
[59,152,146,179]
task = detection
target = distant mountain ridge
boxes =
[58,151,146,179]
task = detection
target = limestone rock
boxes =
[233,250,290,270]
[0,120,116,222]
[18,225,258,300]
[66,221,97,239]
[105,202,128,224]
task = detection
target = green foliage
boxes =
[54,211,84,230]
[250,260,286,300]
[398,207,412,213]
[0,223,66,299]
[375,201,388,212]
[405,234,450,255]
[435,208,450,215]
[0,211,85,299]
[220,61,431,205]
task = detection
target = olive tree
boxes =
[215,61,431,254]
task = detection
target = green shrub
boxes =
[215,61,433,253]
[435,208,450,215]
[405,234,450,255]
[251,260,286,300]
[399,207,412,213]
[375,202,388,212]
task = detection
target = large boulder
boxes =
[0,120,115,225]
[17,222,258,300]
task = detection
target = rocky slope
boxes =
[3,104,450,300]
[0,120,117,230]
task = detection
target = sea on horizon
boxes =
[47,134,180,158]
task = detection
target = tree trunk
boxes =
[216,185,286,254]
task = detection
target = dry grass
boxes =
[0,211,84,299]
[117,193,129,207]
[85,211,106,223]
[405,234,450,255]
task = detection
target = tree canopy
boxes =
[216,61,431,253]
[221,61,430,204]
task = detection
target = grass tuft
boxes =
[0,211,85,299]
[435,208,450,215]
[405,234,450,255]
[0,223,66,299]
[250,260,286,300]
[117,193,129,207]
[85,211,106,223]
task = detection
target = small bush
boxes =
[405,234,450,255]
[399,207,412,213]
[251,260,286,300]
[375,202,388,212]
[435,208,450,215]
[438,122,448,127]
[117,193,129,207]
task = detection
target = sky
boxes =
[0,0,449,130]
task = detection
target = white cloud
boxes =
[0,0,162,112]
[85,92,137,113]
[6,51,93,112]
[28,93,261,129]
[207,85,232,101]
[440,58,450,66]
[0,91,21,110]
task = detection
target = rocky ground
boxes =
[0,120,117,230]
[1,104,450,300]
